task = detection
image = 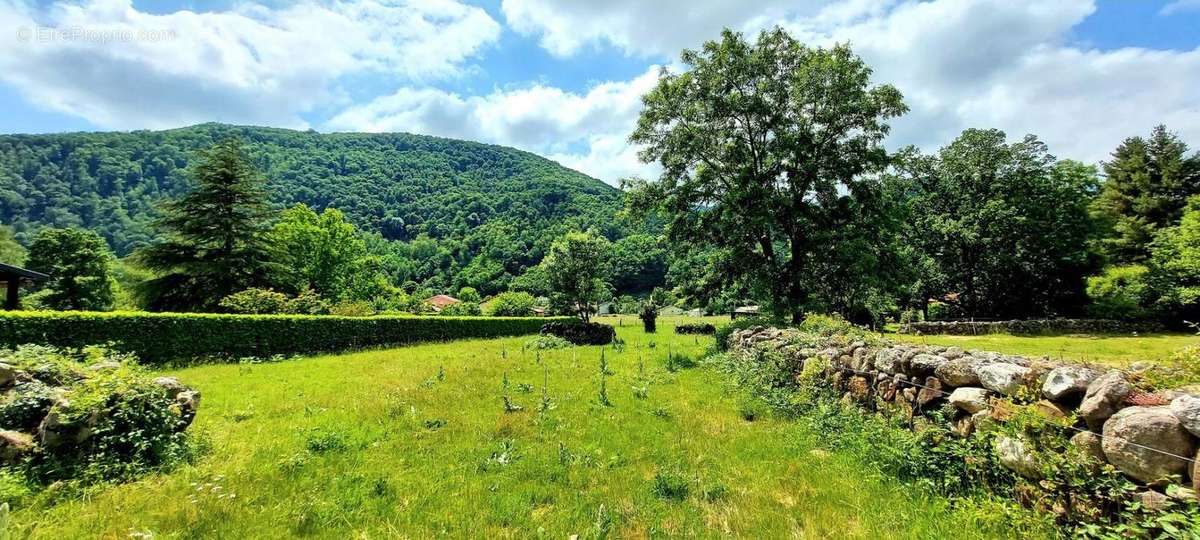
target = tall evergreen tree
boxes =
[1093,125,1200,264]
[135,138,278,312]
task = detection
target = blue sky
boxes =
[1,0,1198,183]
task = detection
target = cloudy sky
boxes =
[1,0,1198,184]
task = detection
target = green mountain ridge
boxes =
[0,124,624,286]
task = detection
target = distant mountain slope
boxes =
[0,123,623,258]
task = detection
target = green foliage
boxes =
[542,231,613,322]
[456,287,481,304]
[217,288,332,315]
[627,28,907,322]
[713,316,777,352]
[638,300,657,333]
[1145,196,1200,324]
[438,302,482,316]
[134,138,279,312]
[673,323,715,335]
[650,469,690,501]
[0,346,197,487]
[487,291,537,317]
[539,321,615,346]
[611,234,667,294]
[0,311,565,365]
[24,228,117,311]
[523,335,572,350]
[1086,265,1152,320]
[891,133,1100,319]
[269,204,390,302]
[1092,125,1200,265]
[0,124,626,298]
[0,226,25,266]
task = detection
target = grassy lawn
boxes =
[888,330,1200,367]
[15,316,1042,539]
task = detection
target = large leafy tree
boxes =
[25,228,116,311]
[1145,196,1200,324]
[541,231,612,322]
[611,234,668,294]
[892,130,1099,318]
[1093,125,1200,264]
[269,204,386,302]
[135,138,279,312]
[627,28,907,322]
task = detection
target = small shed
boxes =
[0,262,48,310]
[730,305,760,320]
[425,294,461,312]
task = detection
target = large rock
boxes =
[996,436,1042,479]
[1080,370,1132,429]
[0,430,34,463]
[153,376,187,397]
[874,349,905,374]
[977,363,1030,396]
[175,390,201,429]
[1169,395,1200,438]
[948,387,991,414]
[909,354,946,376]
[1042,366,1100,401]
[941,347,965,360]
[934,358,981,387]
[0,363,14,387]
[1102,406,1196,485]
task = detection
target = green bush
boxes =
[219,288,291,314]
[539,321,615,345]
[0,311,566,365]
[674,323,716,335]
[439,302,482,316]
[1086,265,1152,320]
[487,291,537,317]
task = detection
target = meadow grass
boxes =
[14,317,1047,538]
[888,329,1200,367]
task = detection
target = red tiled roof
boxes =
[426,295,460,309]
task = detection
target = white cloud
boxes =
[327,67,664,183]
[1161,0,1200,16]
[494,0,1200,177]
[0,0,500,129]
[501,0,820,58]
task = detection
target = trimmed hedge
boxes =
[0,311,569,365]
[539,321,615,345]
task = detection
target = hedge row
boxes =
[0,311,570,365]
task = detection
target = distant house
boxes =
[425,294,460,312]
[0,262,49,310]
[730,305,760,320]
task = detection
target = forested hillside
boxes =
[0,123,625,292]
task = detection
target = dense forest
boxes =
[0,123,632,294]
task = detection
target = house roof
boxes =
[0,262,48,281]
[426,294,461,308]
[732,305,760,314]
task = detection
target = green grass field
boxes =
[13,316,1045,539]
[888,330,1200,367]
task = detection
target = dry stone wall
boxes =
[729,326,1200,500]
[898,318,1162,336]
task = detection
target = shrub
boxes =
[539,321,615,345]
[328,301,375,317]
[674,323,716,335]
[219,288,291,314]
[0,346,198,487]
[524,335,573,350]
[0,311,565,365]
[639,302,657,333]
[1086,265,1152,320]
[487,291,537,317]
[440,302,482,316]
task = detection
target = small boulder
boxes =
[1169,394,1200,438]
[909,354,946,376]
[874,349,905,374]
[972,410,997,434]
[847,376,870,401]
[1069,431,1106,466]
[951,415,974,437]
[1080,370,1132,429]
[916,377,944,407]
[948,387,991,414]
[941,347,965,360]
[1031,400,1070,421]
[1102,406,1196,485]
[935,358,981,387]
[1042,366,1100,401]
[175,390,201,428]
[1135,490,1171,512]
[0,363,14,387]
[977,363,1030,396]
[153,376,187,398]
[0,430,34,463]
[995,436,1042,479]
